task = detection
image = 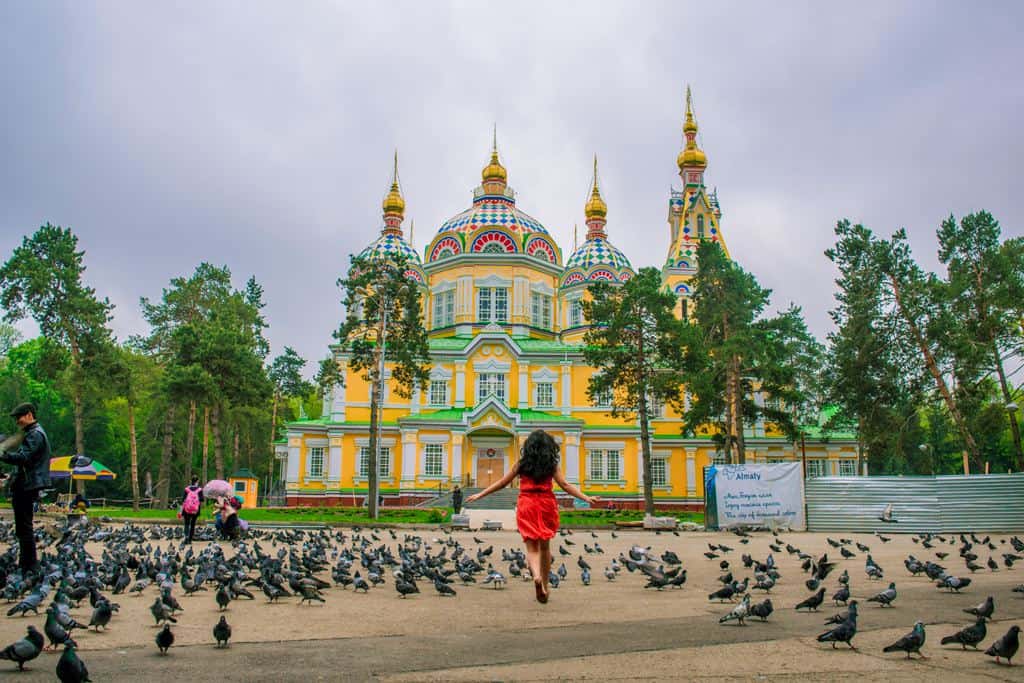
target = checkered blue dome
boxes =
[565,237,633,272]
[436,198,550,238]
[358,232,426,284]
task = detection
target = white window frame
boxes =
[650,457,668,487]
[805,459,825,478]
[838,460,857,476]
[531,292,552,328]
[535,382,554,408]
[432,289,454,328]
[570,299,583,327]
[429,380,448,407]
[587,448,623,482]
[308,446,325,479]
[423,443,445,477]
[358,445,391,478]
[478,287,509,323]
[477,373,507,404]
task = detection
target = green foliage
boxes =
[582,267,687,514]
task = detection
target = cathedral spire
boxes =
[584,154,608,240]
[481,124,508,191]
[381,149,406,235]
[677,85,708,185]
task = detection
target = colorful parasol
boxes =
[49,456,118,481]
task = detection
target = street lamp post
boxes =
[919,443,935,476]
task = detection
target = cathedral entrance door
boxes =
[476,448,505,488]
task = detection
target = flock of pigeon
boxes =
[706,528,1022,665]
[0,518,1019,680]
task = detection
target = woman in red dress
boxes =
[465,429,600,603]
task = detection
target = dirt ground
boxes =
[0,518,1022,681]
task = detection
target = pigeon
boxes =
[213,616,231,648]
[984,625,1021,665]
[708,584,736,602]
[824,600,858,626]
[56,642,90,683]
[867,582,897,607]
[832,585,850,606]
[44,608,78,650]
[88,600,114,631]
[155,623,174,654]
[0,625,44,671]
[7,591,44,617]
[719,594,751,626]
[878,503,898,523]
[433,578,457,597]
[883,621,926,659]
[938,575,972,592]
[395,579,419,598]
[795,588,826,612]
[216,585,232,611]
[150,597,178,625]
[749,598,774,622]
[817,611,858,649]
[941,618,987,650]
[964,596,994,621]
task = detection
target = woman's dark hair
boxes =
[190,476,199,485]
[517,429,559,480]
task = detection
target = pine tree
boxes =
[582,267,687,515]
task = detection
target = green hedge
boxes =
[79,506,449,525]
[559,509,704,527]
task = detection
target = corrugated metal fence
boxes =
[806,474,1024,533]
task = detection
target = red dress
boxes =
[516,473,560,541]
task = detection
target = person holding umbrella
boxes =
[0,403,52,574]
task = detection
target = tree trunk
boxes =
[233,429,240,475]
[368,364,380,521]
[728,355,746,464]
[184,400,196,486]
[69,339,86,495]
[201,406,210,482]
[992,342,1024,470]
[856,416,866,475]
[888,275,981,468]
[638,393,655,516]
[268,392,279,490]
[157,403,176,508]
[128,401,140,511]
[211,403,224,480]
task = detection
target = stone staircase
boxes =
[463,487,519,510]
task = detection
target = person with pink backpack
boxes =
[179,476,204,544]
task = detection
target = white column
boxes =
[685,448,696,496]
[330,366,347,421]
[564,434,580,485]
[636,438,644,489]
[513,276,529,321]
[451,435,463,483]
[401,431,417,486]
[456,276,473,335]
[410,384,422,414]
[328,435,342,484]
[454,361,466,408]
[560,360,572,416]
[286,434,301,483]
[518,362,529,409]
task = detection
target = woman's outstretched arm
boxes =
[464,464,519,504]
[553,468,601,505]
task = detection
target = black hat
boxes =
[9,403,35,418]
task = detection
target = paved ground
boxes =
[0,514,1022,681]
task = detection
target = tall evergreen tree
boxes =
[582,267,687,515]
[334,255,430,520]
[267,347,312,486]
[0,224,114,484]
[936,211,1024,469]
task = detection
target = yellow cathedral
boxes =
[279,90,860,509]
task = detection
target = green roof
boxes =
[409,407,468,422]
[509,408,581,422]
[232,468,258,479]
[428,337,474,351]
[512,338,582,353]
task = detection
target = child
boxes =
[179,477,204,545]
[213,495,240,540]
[464,429,599,603]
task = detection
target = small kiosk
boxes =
[229,468,259,509]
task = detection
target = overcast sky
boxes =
[2,2,1022,374]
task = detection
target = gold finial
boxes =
[677,85,707,171]
[482,125,507,184]
[584,154,608,220]
[382,149,406,217]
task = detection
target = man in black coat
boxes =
[451,485,463,515]
[1,403,52,572]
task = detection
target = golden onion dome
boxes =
[584,155,607,219]
[481,149,507,183]
[677,144,708,170]
[382,180,405,215]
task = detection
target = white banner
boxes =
[712,463,805,530]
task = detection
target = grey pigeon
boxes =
[941,618,987,650]
[749,598,774,622]
[155,623,174,654]
[44,608,77,650]
[963,596,994,621]
[0,625,44,670]
[832,585,850,605]
[56,642,90,683]
[88,600,114,631]
[395,579,419,598]
[984,625,1021,665]
[719,594,751,626]
[817,611,858,649]
[824,600,858,626]
[867,582,897,607]
[883,621,926,659]
[150,597,178,625]
[795,588,826,611]
[433,578,456,597]
[213,616,231,648]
